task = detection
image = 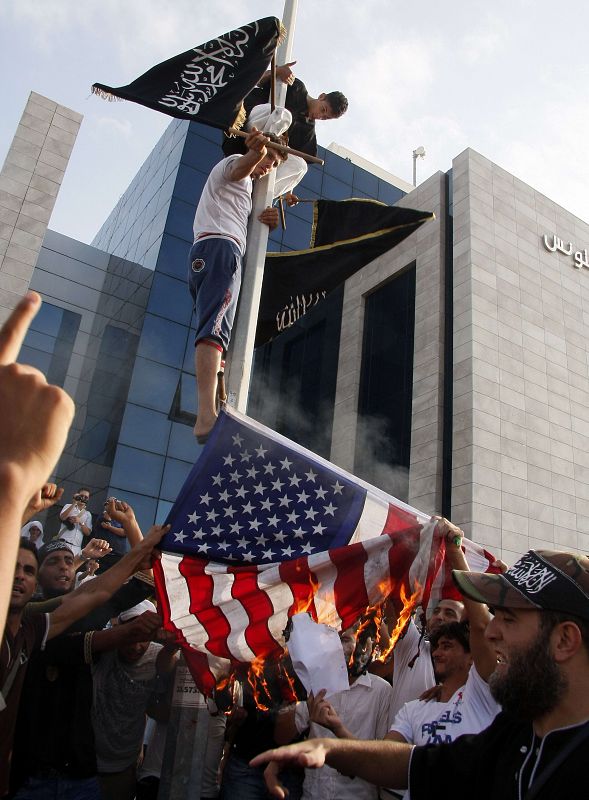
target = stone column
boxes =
[0,91,82,322]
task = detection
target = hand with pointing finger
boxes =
[0,291,75,637]
[0,292,75,502]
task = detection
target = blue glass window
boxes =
[137,314,188,369]
[119,404,171,455]
[110,445,165,496]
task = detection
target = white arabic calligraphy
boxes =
[508,554,557,595]
[158,28,251,116]
[543,233,573,255]
[275,291,328,332]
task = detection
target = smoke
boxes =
[354,415,410,502]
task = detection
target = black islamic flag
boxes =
[92,17,284,130]
[255,199,434,346]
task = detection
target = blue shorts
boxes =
[187,237,242,353]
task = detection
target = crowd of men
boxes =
[1,63,588,800]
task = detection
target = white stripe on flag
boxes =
[349,493,390,544]
[160,554,228,673]
[257,563,295,646]
[308,552,341,629]
[203,564,255,661]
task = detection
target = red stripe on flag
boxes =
[382,504,422,534]
[228,566,281,659]
[183,647,218,695]
[178,556,233,661]
[330,542,369,631]
[153,557,174,631]
[153,557,219,694]
[280,557,318,621]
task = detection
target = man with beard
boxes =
[252,549,589,800]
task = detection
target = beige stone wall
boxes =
[0,92,82,322]
[451,148,589,563]
[330,172,448,515]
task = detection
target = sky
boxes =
[1,0,588,244]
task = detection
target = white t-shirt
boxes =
[390,619,435,718]
[294,673,396,800]
[389,664,501,746]
[192,156,252,255]
[58,504,92,555]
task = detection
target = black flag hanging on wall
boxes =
[92,17,284,130]
[255,199,434,346]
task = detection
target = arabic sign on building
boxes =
[543,234,589,270]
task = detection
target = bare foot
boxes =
[194,412,217,444]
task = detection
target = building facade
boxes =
[4,92,589,563]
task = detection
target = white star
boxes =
[263,462,276,475]
[235,485,247,499]
[229,470,241,483]
[286,510,300,523]
[230,521,243,535]
[187,511,199,524]
[223,505,236,519]
[256,533,268,546]
[212,473,224,486]
[262,549,274,560]
[305,507,318,520]
[323,502,337,516]
[313,522,327,535]
[236,537,248,549]
[274,531,287,542]
[240,450,251,463]
[249,518,262,531]
[281,545,294,558]
[217,540,230,551]
[332,481,344,495]
[297,490,310,504]
[210,525,223,537]
[261,498,273,511]
[255,444,268,458]
[173,531,186,543]
[289,474,302,487]
[200,492,212,506]
[232,433,244,447]
[305,468,317,483]
[301,542,313,555]
[197,542,210,553]
[219,490,232,504]
[253,482,265,495]
[278,494,292,508]
[292,526,306,539]
[246,466,259,479]
[206,509,219,521]
[315,486,328,499]
[242,501,255,515]
[222,453,235,466]
[271,477,284,492]
[242,551,254,562]
[267,514,280,527]
[280,457,292,471]
[192,528,206,540]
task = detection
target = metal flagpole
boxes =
[226,0,299,412]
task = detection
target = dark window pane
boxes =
[355,266,416,501]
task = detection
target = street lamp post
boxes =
[412,145,426,187]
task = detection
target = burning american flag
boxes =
[153,407,467,694]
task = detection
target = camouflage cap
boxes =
[453,550,589,619]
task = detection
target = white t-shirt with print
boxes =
[389,664,501,746]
